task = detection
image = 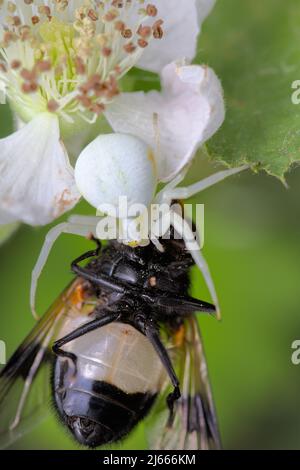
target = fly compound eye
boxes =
[71,417,114,448]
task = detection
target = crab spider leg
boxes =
[165,165,249,201]
[30,220,98,320]
[68,215,102,226]
[155,165,191,204]
[170,210,221,319]
[150,235,164,253]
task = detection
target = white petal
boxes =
[0,113,80,226]
[0,220,19,246]
[0,211,19,247]
[0,208,17,225]
[105,61,225,182]
[196,0,217,22]
[137,0,216,73]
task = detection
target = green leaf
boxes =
[0,222,19,246]
[121,67,161,93]
[200,0,300,180]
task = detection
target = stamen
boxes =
[47,99,59,112]
[0,0,165,123]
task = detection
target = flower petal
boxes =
[105,60,225,182]
[0,208,17,225]
[0,113,80,226]
[137,0,216,73]
[0,223,19,246]
[0,210,19,246]
[196,0,217,22]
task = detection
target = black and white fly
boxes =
[0,236,220,450]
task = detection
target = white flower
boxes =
[0,113,78,225]
[0,0,217,226]
[75,60,226,216]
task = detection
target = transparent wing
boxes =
[146,316,221,450]
[0,279,85,449]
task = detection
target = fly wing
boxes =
[0,279,87,449]
[146,316,221,450]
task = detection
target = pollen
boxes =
[0,0,164,125]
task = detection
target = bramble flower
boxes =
[0,0,217,226]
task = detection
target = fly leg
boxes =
[70,247,102,272]
[154,293,216,316]
[52,310,120,383]
[134,315,181,426]
[71,254,128,295]
[53,310,120,357]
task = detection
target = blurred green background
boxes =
[1,0,300,451]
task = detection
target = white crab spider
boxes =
[31,133,248,319]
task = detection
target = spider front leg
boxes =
[30,215,101,320]
[155,165,249,318]
[170,210,221,318]
[164,165,249,201]
[154,165,191,205]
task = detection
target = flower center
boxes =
[0,0,163,125]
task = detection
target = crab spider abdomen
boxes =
[75,134,158,219]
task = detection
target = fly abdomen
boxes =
[52,322,165,447]
[53,364,157,447]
